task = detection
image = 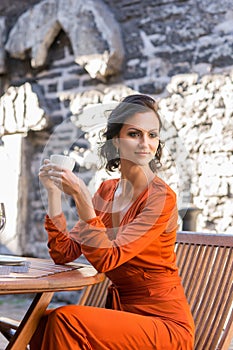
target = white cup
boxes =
[50,154,75,171]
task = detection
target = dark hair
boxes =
[99,94,164,172]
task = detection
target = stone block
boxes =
[5,0,125,80]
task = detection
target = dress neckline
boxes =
[110,176,157,230]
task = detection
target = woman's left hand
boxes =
[47,164,96,221]
[47,165,80,196]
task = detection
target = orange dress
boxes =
[30,176,195,350]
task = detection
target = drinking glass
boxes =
[0,203,9,273]
[0,203,6,236]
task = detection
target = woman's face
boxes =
[114,111,160,167]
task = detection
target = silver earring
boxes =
[116,147,119,158]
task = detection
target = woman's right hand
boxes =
[39,159,61,192]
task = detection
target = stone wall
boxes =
[159,73,233,234]
[0,0,232,256]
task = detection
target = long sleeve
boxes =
[45,212,82,264]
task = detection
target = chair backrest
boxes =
[176,231,233,350]
[78,274,110,308]
[78,231,233,350]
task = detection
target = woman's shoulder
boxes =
[151,176,177,199]
[97,178,119,195]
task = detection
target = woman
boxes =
[31,94,195,349]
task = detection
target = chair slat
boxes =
[190,245,216,320]
[217,308,233,350]
[175,242,189,272]
[195,247,227,348]
[179,244,198,294]
[78,276,110,308]
[202,249,233,349]
[184,245,209,305]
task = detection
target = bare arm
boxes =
[47,189,62,218]
[39,159,62,218]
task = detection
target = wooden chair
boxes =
[1,231,233,349]
[175,231,233,350]
[78,231,233,349]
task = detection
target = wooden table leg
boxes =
[6,292,54,350]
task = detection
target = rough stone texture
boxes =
[5,0,124,80]
[0,17,6,74]
[159,73,233,233]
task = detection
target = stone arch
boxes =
[5,0,124,80]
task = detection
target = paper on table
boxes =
[0,261,83,278]
[0,261,30,275]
